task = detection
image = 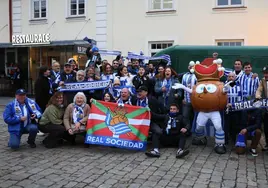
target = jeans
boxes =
[264,112,268,145]
[9,124,38,149]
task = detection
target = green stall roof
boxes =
[153,45,268,76]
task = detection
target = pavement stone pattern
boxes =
[0,106,268,188]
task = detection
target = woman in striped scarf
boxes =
[154,67,183,112]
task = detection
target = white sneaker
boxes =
[37,131,45,136]
[249,149,258,157]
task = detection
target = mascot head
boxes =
[190,55,227,112]
[190,57,225,81]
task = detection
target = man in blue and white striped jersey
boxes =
[181,62,197,131]
[225,72,244,143]
[238,62,259,101]
[226,73,242,104]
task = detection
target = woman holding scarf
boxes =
[63,92,90,144]
[154,67,183,112]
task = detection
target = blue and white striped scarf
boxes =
[117,97,132,105]
[162,78,171,106]
[14,98,42,127]
[127,52,171,66]
[72,104,85,124]
[182,72,196,103]
[136,97,148,107]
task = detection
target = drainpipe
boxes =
[9,0,12,42]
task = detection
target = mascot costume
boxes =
[173,57,230,154]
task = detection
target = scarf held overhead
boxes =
[59,80,111,92]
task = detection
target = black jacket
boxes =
[59,71,76,83]
[132,75,150,90]
[163,114,190,135]
[34,76,52,112]
[241,109,262,132]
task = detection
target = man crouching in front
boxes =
[145,103,190,158]
[3,89,42,150]
[235,108,262,157]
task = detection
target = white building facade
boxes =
[105,0,268,56]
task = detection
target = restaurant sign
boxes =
[77,46,87,54]
[12,33,51,45]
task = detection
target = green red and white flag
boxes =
[85,100,151,151]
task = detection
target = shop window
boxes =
[216,39,244,46]
[148,0,174,11]
[31,0,47,19]
[68,0,85,17]
[149,41,173,57]
[216,0,244,7]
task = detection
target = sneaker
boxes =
[214,144,226,154]
[262,145,268,151]
[37,131,45,136]
[145,150,160,158]
[249,149,258,157]
[192,137,207,146]
[176,149,189,158]
[27,141,36,148]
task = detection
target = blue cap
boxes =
[15,89,26,95]
[92,46,99,52]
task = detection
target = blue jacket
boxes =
[3,98,42,133]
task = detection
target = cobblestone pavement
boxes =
[0,107,268,188]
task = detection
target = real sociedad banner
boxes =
[85,100,151,151]
[59,80,110,92]
[230,98,268,111]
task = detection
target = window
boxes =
[216,0,243,7]
[216,40,244,46]
[68,0,85,17]
[149,41,173,56]
[149,0,174,11]
[31,0,47,19]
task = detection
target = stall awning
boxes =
[0,40,90,48]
